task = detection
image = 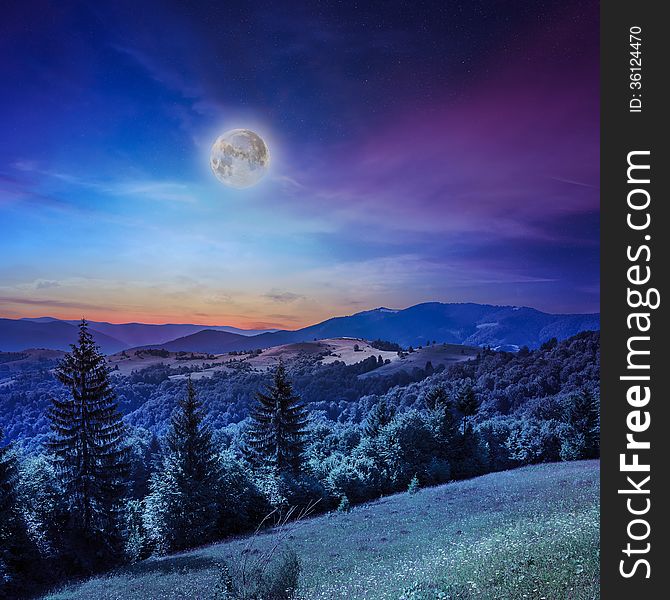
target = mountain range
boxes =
[0,303,599,354]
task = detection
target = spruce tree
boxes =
[247,363,308,473]
[456,384,480,434]
[1,428,38,597]
[47,319,129,569]
[424,387,462,468]
[364,399,396,438]
[145,377,221,553]
[424,385,449,412]
[564,389,600,459]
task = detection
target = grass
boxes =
[43,460,599,600]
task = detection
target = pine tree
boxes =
[407,474,420,495]
[1,428,38,597]
[129,433,161,500]
[425,387,461,459]
[145,377,221,553]
[424,385,449,411]
[47,319,129,569]
[456,384,480,434]
[247,363,308,473]
[146,433,163,471]
[364,399,396,437]
[0,428,19,529]
[564,389,600,459]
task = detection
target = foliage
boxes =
[407,474,420,495]
[215,549,300,600]
[1,428,40,598]
[144,378,222,553]
[214,503,316,600]
[337,495,350,512]
[561,388,600,460]
[423,385,449,411]
[369,339,403,352]
[455,383,480,434]
[46,320,130,572]
[124,499,149,563]
[216,451,270,536]
[363,399,395,437]
[246,363,308,473]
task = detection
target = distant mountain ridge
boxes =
[136,302,600,354]
[7,318,275,353]
[1,303,599,354]
[0,319,127,354]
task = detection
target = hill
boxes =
[282,303,599,350]
[43,460,599,600]
[154,329,256,354]
[0,319,127,354]
[62,320,272,347]
[2,302,599,355]
[137,302,599,354]
[0,331,599,444]
[10,317,274,349]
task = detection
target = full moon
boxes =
[209,129,270,188]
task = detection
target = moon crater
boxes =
[210,129,270,188]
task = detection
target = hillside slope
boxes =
[287,303,599,349]
[44,460,599,600]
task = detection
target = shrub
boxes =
[215,549,301,600]
[424,457,451,485]
[337,495,351,512]
[325,456,371,504]
[214,505,314,600]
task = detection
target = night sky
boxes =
[0,1,599,328]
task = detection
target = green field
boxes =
[44,461,599,600]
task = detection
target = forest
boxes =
[0,323,600,598]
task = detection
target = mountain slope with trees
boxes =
[0,322,599,598]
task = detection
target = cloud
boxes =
[33,280,60,290]
[267,313,304,323]
[111,181,197,204]
[202,293,234,305]
[263,290,306,303]
[10,161,198,204]
[0,296,101,310]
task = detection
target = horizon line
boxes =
[1,300,601,330]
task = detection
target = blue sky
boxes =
[0,1,599,328]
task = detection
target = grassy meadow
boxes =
[43,460,599,600]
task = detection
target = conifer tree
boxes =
[424,385,449,412]
[564,388,600,459]
[47,319,129,569]
[424,386,462,465]
[247,363,308,473]
[145,377,221,553]
[1,428,37,597]
[364,399,396,438]
[456,384,480,434]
